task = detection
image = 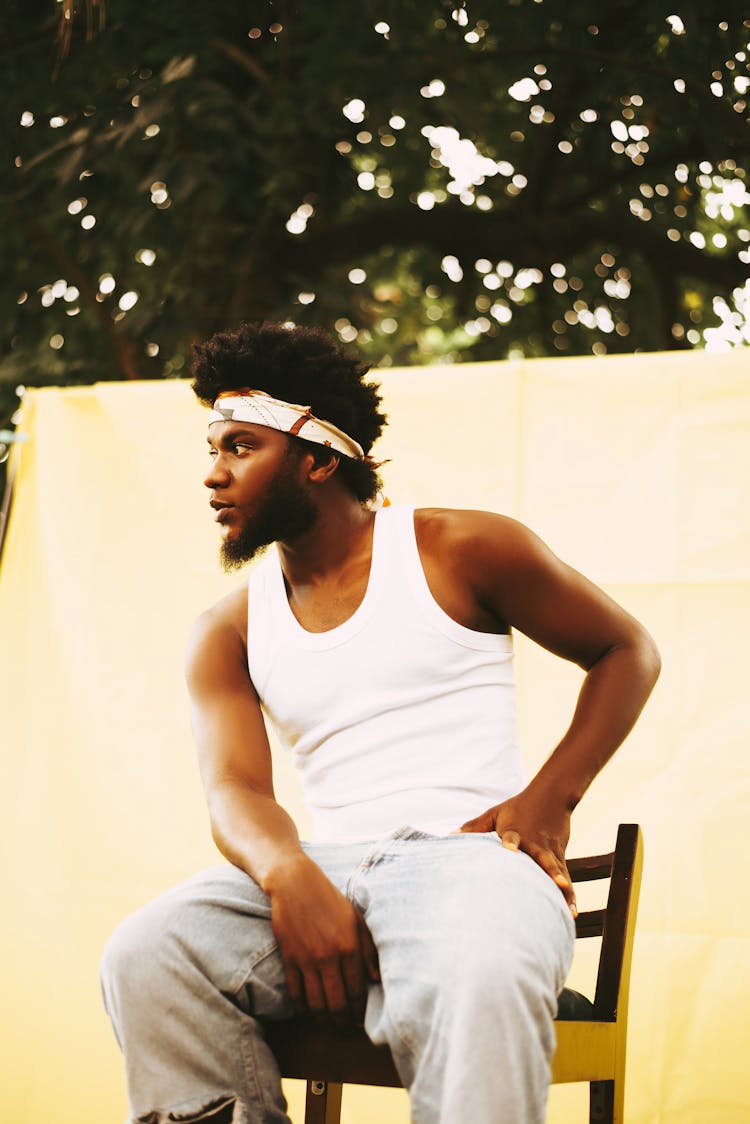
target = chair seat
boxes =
[265,1018,400,1087]
[265,987,595,1088]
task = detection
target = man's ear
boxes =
[308,451,340,484]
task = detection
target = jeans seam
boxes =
[234,997,273,1117]
[365,968,420,1083]
[232,945,292,1119]
[358,851,420,1066]
[229,939,280,999]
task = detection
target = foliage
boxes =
[2,0,749,441]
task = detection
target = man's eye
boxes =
[232,443,251,454]
[207,448,218,459]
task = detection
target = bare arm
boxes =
[185,599,378,1019]
[434,511,661,913]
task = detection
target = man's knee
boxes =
[100,870,284,1025]
[100,896,177,1015]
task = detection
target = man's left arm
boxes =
[456,512,661,916]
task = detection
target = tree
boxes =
[2,0,749,439]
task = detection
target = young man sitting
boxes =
[101,322,660,1124]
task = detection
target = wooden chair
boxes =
[265,823,644,1124]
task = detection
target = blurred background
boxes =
[2,0,750,465]
[1,5,749,1122]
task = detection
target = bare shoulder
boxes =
[185,584,249,690]
[415,506,545,570]
[412,507,553,634]
[415,506,655,667]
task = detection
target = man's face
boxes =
[205,421,317,570]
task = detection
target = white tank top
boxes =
[247,504,526,842]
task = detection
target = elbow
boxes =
[204,780,240,861]
[206,801,232,861]
[208,807,246,870]
[637,625,662,689]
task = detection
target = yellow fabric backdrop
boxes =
[1,349,748,1123]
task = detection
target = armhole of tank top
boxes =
[400,506,513,653]
[360,502,392,605]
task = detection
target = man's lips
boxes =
[210,500,236,523]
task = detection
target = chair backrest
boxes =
[567,822,644,1021]
[266,823,644,1090]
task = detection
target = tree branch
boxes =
[214,38,272,87]
[8,200,140,380]
[283,201,748,290]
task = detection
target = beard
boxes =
[219,452,318,572]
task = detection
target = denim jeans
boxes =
[101,829,574,1124]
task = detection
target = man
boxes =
[101,322,660,1124]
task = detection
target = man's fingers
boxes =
[317,961,351,1022]
[556,875,578,917]
[555,860,578,916]
[284,964,306,1013]
[341,951,366,1023]
[530,848,578,917]
[459,810,496,833]
[299,966,328,1015]
[500,829,521,850]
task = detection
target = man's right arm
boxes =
[185,600,378,1022]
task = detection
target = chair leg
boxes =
[589,1079,614,1124]
[304,1080,343,1124]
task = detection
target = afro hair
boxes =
[191,322,388,501]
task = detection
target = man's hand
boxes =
[266,854,380,1025]
[459,788,577,917]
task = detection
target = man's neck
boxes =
[277,490,375,590]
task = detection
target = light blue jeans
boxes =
[101,829,574,1123]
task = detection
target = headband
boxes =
[208,389,364,460]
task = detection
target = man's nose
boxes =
[204,457,230,489]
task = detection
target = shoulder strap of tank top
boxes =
[246,548,281,625]
[245,548,284,693]
[369,503,415,589]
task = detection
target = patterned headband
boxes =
[208,388,364,460]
